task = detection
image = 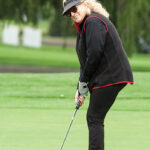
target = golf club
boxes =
[59,99,81,150]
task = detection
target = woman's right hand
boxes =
[75,90,85,107]
[75,90,79,105]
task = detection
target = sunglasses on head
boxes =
[66,6,78,17]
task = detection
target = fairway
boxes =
[0,72,150,150]
[0,43,150,72]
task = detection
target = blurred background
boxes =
[0,1,150,150]
[0,0,150,72]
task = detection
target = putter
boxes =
[59,99,81,150]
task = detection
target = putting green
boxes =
[0,72,150,150]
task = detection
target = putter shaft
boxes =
[59,100,81,150]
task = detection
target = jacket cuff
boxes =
[79,75,89,82]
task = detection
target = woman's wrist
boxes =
[78,81,89,97]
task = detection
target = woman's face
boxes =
[68,4,87,23]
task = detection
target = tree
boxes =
[49,0,76,36]
[100,0,150,56]
[116,0,150,56]
[0,0,50,25]
[0,0,150,56]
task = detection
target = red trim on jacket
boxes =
[92,81,134,90]
[74,22,82,34]
[83,16,108,34]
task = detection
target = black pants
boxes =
[87,83,126,150]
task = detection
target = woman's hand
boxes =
[75,90,85,107]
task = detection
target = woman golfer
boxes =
[62,0,134,150]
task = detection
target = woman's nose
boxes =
[71,11,76,17]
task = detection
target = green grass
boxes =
[129,54,150,72]
[0,43,79,69]
[0,43,150,71]
[0,72,150,150]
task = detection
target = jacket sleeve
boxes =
[79,18,106,82]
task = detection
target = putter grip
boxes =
[76,100,81,110]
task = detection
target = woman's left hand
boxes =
[79,95,85,106]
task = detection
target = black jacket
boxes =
[74,13,134,89]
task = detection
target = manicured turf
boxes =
[0,72,150,150]
[0,43,150,71]
[0,43,79,69]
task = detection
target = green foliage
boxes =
[0,0,49,25]
[100,0,117,24]
[100,0,150,56]
[49,12,76,36]
[41,1,52,19]
[0,0,150,55]
[117,0,137,56]
[135,0,150,41]
[48,0,76,37]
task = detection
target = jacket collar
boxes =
[74,15,88,34]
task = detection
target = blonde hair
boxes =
[63,0,109,18]
[83,0,109,18]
